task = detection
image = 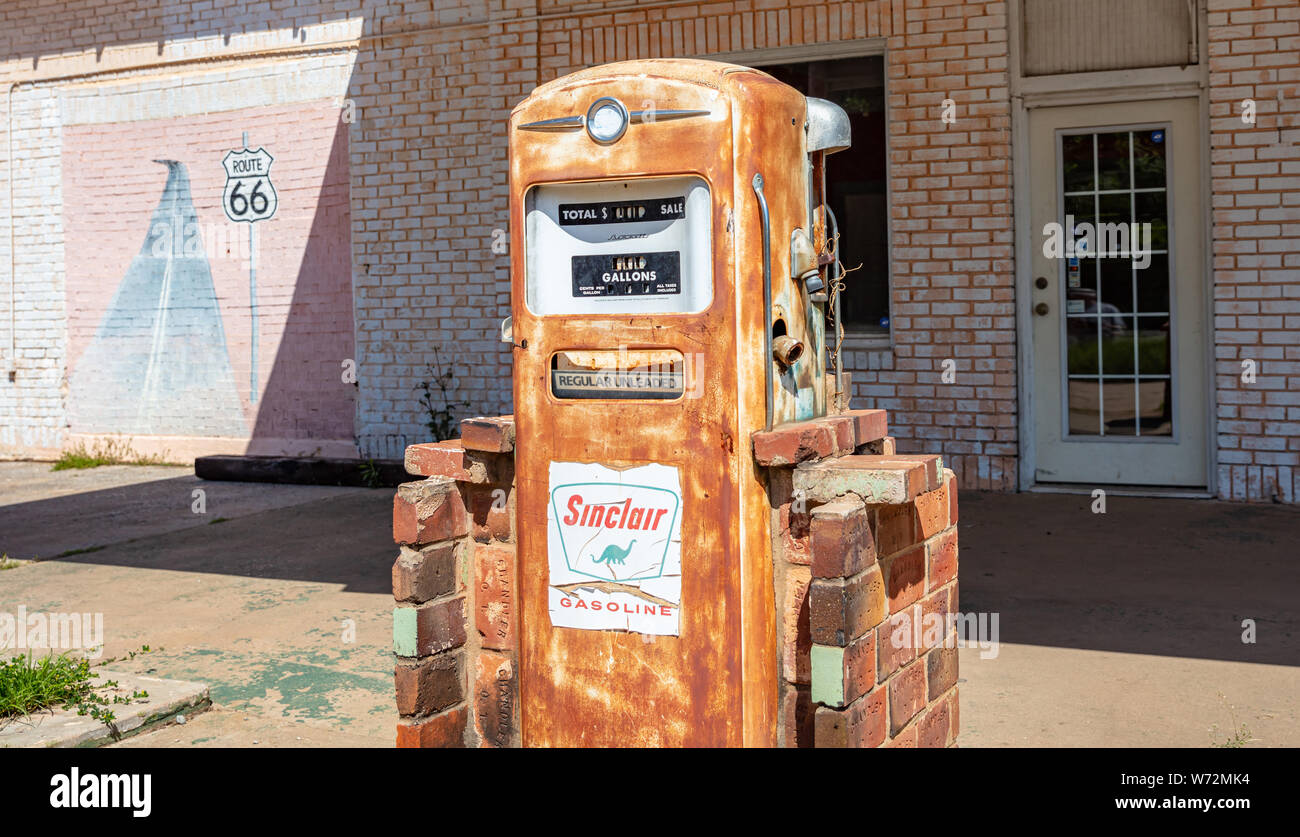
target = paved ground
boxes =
[1,461,1296,747]
[955,490,1300,747]
[0,463,395,747]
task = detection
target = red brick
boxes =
[814,687,887,748]
[810,494,876,578]
[883,544,925,611]
[396,706,467,748]
[925,638,959,702]
[919,588,952,653]
[926,528,958,591]
[948,471,959,526]
[843,408,888,447]
[405,440,510,484]
[782,565,811,684]
[887,722,918,747]
[395,652,462,716]
[877,604,920,680]
[474,651,517,748]
[392,542,460,603]
[752,415,853,466]
[780,497,812,566]
[781,683,815,748]
[460,415,515,453]
[475,544,516,651]
[888,661,927,735]
[918,691,956,748]
[393,477,468,545]
[464,484,514,544]
[876,502,916,556]
[809,564,886,647]
[405,440,473,480]
[413,597,467,656]
[914,475,951,540]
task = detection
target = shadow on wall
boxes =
[69,160,246,437]
[62,101,357,456]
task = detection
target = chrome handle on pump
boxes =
[753,172,773,432]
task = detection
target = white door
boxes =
[1028,98,1207,487]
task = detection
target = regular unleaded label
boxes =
[546,461,682,636]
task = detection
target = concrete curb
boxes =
[0,671,211,748]
[195,454,407,487]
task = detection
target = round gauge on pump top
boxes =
[585,97,629,144]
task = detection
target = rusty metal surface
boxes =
[509,59,817,747]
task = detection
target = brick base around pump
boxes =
[392,411,956,748]
[755,412,959,748]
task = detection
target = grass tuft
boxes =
[51,437,181,471]
[0,651,153,736]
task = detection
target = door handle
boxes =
[1035,302,1050,316]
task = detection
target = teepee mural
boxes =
[69,160,247,437]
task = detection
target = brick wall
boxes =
[1207,0,1300,502]
[0,0,1016,492]
[758,412,960,747]
[394,418,518,747]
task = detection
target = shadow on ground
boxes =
[956,490,1300,666]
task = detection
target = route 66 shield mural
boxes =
[221,147,278,223]
[547,461,683,636]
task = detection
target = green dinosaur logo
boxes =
[589,539,637,565]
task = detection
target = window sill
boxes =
[836,332,892,352]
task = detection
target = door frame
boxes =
[1009,0,1216,493]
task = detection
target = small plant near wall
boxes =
[416,347,471,442]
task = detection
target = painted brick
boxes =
[392,542,460,604]
[809,564,886,647]
[393,598,466,658]
[810,630,875,708]
[809,493,876,578]
[396,706,467,749]
[394,652,462,717]
[475,543,517,651]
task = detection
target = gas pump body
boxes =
[509,60,845,747]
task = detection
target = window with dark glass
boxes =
[760,56,889,335]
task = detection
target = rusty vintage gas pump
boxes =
[507,59,850,747]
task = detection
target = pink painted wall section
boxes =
[61,100,356,450]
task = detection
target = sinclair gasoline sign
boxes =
[546,461,683,636]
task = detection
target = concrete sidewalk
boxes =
[954,490,1300,747]
[0,463,395,747]
[1,462,1296,747]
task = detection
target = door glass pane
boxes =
[1059,127,1174,438]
